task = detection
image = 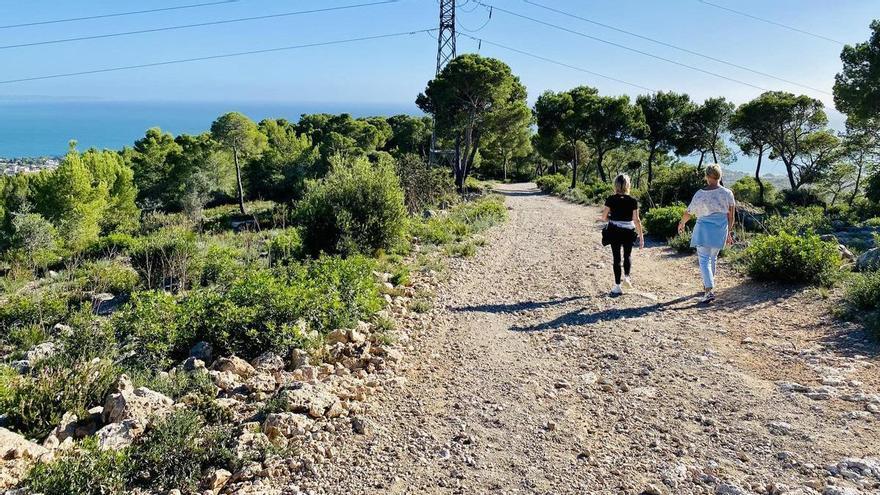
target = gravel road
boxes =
[290,183,880,495]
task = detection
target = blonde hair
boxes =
[705,163,723,181]
[613,174,631,194]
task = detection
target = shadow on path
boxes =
[494,188,545,198]
[820,321,880,358]
[453,296,585,315]
[510,294,698,333]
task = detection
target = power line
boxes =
[476,1,770,92]
[698,0,844,45]
[0,1,402,51]
[0,0,239,30]
[460,33,656,92]
[0,29,435,85]
[524,0,831,96]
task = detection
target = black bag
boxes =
[602,223,637,246]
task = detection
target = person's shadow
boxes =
[510,294,700,332]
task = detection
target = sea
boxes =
[0,100,420,158]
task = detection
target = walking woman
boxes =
[599,174,644,296]
[677,164,736,303]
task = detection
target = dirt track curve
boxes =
[290,183,880,495]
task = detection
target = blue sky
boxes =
[0,1,877,168]
[0,0,874,108]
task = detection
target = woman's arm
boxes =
[677,211,691,234]
[598,206,610,222]
[727,204,736,245]
[633,209,645,248]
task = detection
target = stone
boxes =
[212,356,256,379]
[102,375,174,425]
[823,487,861,495]
[351,416,370,435]
[643,483,669,495]
[182,357,206,371]
[246,373,278,394]
[210,370,244,393]
[25,342,57,364]
[857,247,880,271]
[326,329,349,345]
[95,419,145,450]
[279,383,340,418]
[263,412,314,439]
[190,341,214,363]
[251,352,285,372]
[289,349,310,369]
[0,427,52,490]
[202,468,232,492]
[767,421,793,435]
[715,484,748,495]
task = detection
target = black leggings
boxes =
[610,242,632,284]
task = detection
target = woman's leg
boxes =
[696,246,715,289]
[622,243,633,277]
[611,242,622,285]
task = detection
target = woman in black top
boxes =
[599,174,644,295]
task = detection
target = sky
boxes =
[0,0,877,168]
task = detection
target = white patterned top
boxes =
[687,187,735,218]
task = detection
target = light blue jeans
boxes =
[696,246,721,289]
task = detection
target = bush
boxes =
[75,259,140,294]
[731,176,775,205]
[129,227,201,291]
[780,187,825,207]
[668,231,695,253]
[266,228,303,266]
[396,153,456,213]
[741,231,840,285]
[298,157,407,257]
[863,217,880,228]
[845,271,880,311]
[199,243,244,286]
[113,291,181,370]
[26,438,131,495]
[643,205,688,239]
[648,166,704,207]
[449,195,507,232]
[55,308,118,363]
[0,290,68,340]
[83,232,139,259]
[536,174,568,195]
[4,358,118,438]
[127,409,236,492]
[766,206,831,236]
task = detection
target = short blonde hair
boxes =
[613,174,631,194]
[705,163,723,180]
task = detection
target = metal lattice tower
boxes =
[430,0,456,164]
[436,0,456,75]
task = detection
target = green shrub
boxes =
[130,227,201,291]
[668,231,695,253]
[26,438,131,495]
[0,290,68,340]
[731,176,776,205]
[845,271,880,311]
[113,291,181,370]
[447,240,477,257]
[288,255,383,332]
[766,206,831,235]
[536,174,568,195]
[4,358,118,438]
[199,243,244,286]
[55,308,118,363]
[449,195,507,232]
[863,217,880,228]
[643,205,688,239]
[83,232,139,259]
[266,228,303,266]
[298,157,407,256]
[780,187,825,207]
[648,166,704,207]
[741,231,840,285]
[75,259,140,294]
[395,153,456,213]
[127,410,236,492]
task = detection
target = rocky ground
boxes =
[284,183,880,495]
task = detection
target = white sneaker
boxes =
[698,291,716,304]
[622,276,633,289]
[611,284,623,296]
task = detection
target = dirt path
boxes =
[292,183,880,495]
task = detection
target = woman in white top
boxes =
[677,164,735,303]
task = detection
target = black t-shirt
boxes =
[605,194,638,221]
